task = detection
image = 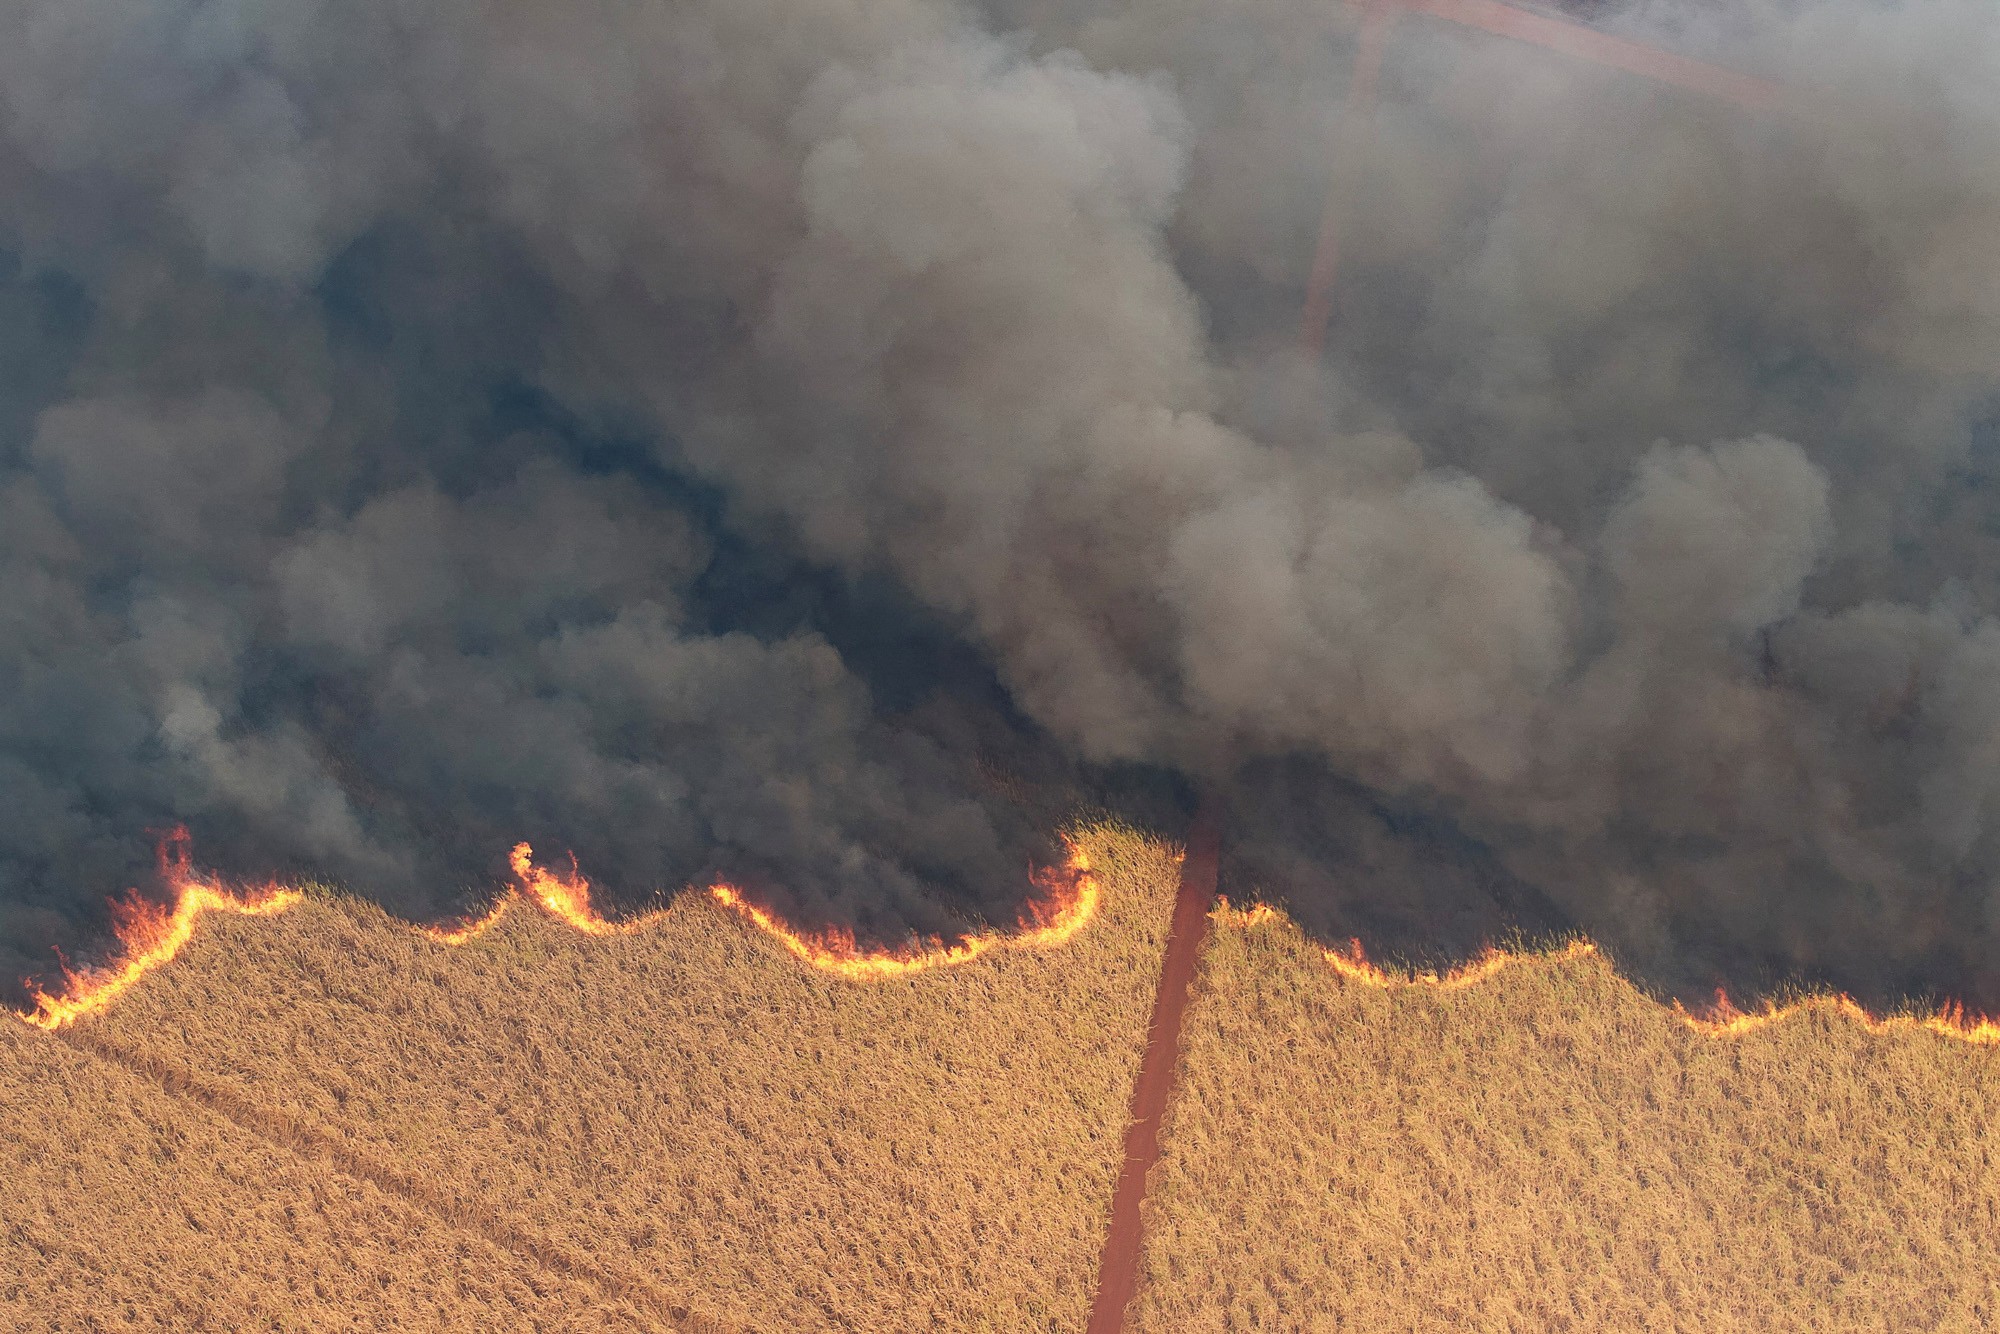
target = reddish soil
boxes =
[1087,801,1221,1334]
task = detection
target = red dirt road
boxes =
[1401,0,1783,110]
[1300,0,1785,351]
[1087,801,1222,1334]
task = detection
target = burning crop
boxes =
[1214,899,2000,1046]
[20,829,303,1031]
[708,849,1100,981]
[18,832,1102,1028]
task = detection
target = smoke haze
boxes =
[4,0,2000,1008]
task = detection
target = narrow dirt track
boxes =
[52,1026,729,1333]
[1087,800,1222,1334]
[1401,0,1783,109]
[1300,0,1785,350]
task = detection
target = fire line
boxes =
[1216,902,2000,1046]
[15,828,1102,1029]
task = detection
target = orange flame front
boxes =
[1214,901,2000,1046]
[21,828,304,1030]
[1323,934,1599,991]
[1674,988,2000,1046]
[418,843,670,944]
[18,835,1104,1027]
[709,848,1101,980]
[1211,898,1280,929]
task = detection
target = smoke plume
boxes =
[4,0,2000,1008]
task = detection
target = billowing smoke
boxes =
[3,0,2000,1008]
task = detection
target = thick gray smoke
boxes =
[3,0,1999,1007]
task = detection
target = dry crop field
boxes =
[9,823,2000,1331]
[1131,911,2000,1332]
[0,825,1181,1332]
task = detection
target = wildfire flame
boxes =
[21,828,304,1030]
[418,843,670,944]
[17,834,1103,1027]
[1214,900,2000,1046]
[708,848,1101,980]
[1211,897,1280,929]
[1674,988,2000,1046]
[1324,934,1599,991]
[37,829,1993,1048]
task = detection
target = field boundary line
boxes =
[54,1026,740,1333]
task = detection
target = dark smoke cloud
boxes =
[3,0,2000,1009]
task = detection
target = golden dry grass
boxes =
[14,822,2000,1332]
[1132,911,2000,1332]
[0,1018,651,1332]
[0,825,1180,1333]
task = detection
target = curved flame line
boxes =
[1214,898,2000,1045]
[18,832,1100,1028]
[709,852,1101,981]
[20,829,307,1030]
[414,843,674,945]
